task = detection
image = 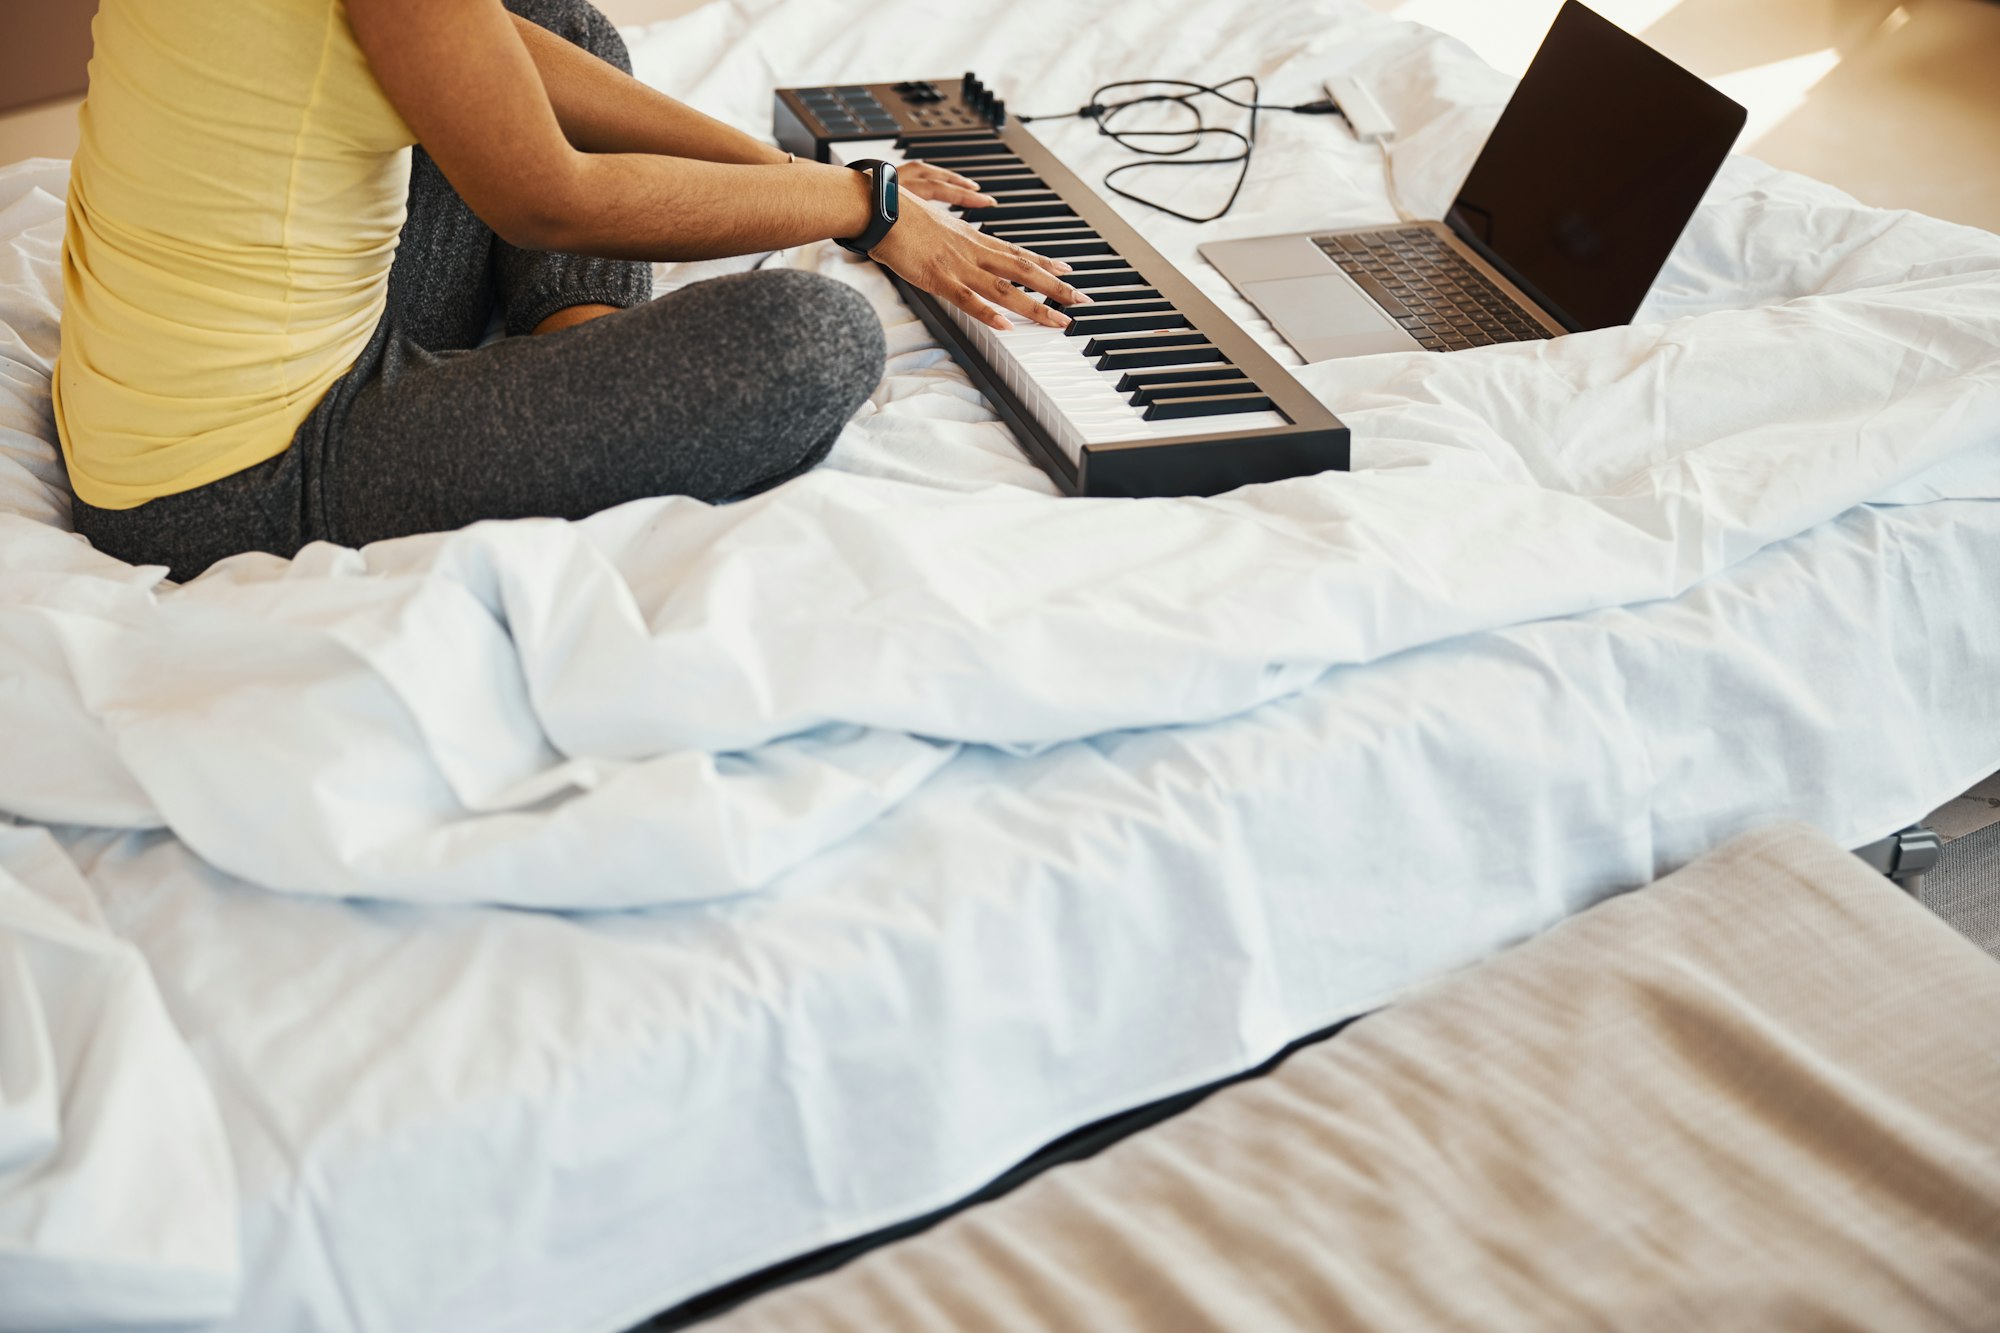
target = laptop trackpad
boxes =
[1242,275,1413,359]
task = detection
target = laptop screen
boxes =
[1444,2,1746,331]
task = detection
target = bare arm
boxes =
[348,0,1076,327]
[508,16,998,210]
[350,0,866,258]
[507,14,786,164]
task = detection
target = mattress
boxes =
[2,0,1999,1329]
[706,823,2000,1332]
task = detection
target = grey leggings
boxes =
[69,0,885,583]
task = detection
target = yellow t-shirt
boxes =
[54,0,417,509]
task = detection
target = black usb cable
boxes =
[1019,77,1348,224]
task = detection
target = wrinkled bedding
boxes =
[2,4,1998,910]
[2,0,1999,1327]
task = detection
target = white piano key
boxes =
[839,141,1287,465]
[951,304,1284,463]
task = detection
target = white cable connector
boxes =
[1323,72,1395,143]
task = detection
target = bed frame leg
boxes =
[1852,825,1943,895]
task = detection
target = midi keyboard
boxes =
[775,74,1350,498]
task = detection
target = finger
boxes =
[983,275,1071,330]
[988,250,1088,306]
[909,161,982,190]
[942,280,1011,332]
[981,234,1073,279]
[934,185,999,210]
[920,167,991,198]
[901,171,995,210]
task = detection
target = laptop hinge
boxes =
[1443,206,1586,334]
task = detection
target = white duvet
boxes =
[2,0,1999,1325]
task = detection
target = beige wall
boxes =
[0,0,97,113]
[1361,0,2000,233]
[0,0,703,163]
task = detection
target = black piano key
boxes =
[967,205,1080,224]
[970,193,1067,209]
[987,225,1097,245]
[904,132,1008,147]
[1063,267,1145,289]
[895,133,1001,149]
[969,179,1047,196]
[1061,297,1175,318]
[1026,238,1118,259]
[1142,391,1276,420]
[964,169,1043,185]
[1055,290,1160,316]
[921,154,1023,172]
[897,139,1008,159]
[972,187,1059,202]
[1115,364,1242,393]
[966,197,1066,213]
[1083,329,1208,354]
[978,217,1088,236]
[981,223,1086,244]
[980,215,1085,230]
[1061,256,1134,271]
[1057,284,1158,304]
[1097,343,1228,370]
[1063,308,1190,335]
[1131,377,1257,405]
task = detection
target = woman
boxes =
[55,0,1087,581]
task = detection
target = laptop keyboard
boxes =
[1313,228,1554,352]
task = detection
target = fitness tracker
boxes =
[836,159,900,255]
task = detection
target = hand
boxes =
[868,195,1092,332]
[895,160,997,211]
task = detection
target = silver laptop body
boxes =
[1201,221,1565,361]
[1200,2,1746,363]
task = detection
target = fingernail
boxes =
[1066,289,1092,304]
[1054,312,1072,328]
[1053,261,1074,273]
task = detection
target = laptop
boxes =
[1200,1,1746,361]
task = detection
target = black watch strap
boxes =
[836,159,900,255]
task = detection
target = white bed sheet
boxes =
[1,0,1999,1327]
[46,490,2000,1333]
